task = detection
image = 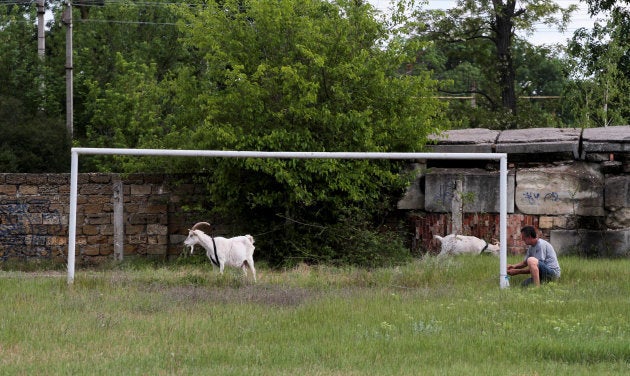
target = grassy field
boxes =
[0,255,629,375]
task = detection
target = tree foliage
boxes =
[0,2,69,172]
[148,0,445,266]
[44,0,445,266]
[412,0,575,128]
[4,0,628,264]
[561,1,630,127]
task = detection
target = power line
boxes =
[73,0,199,6]
[77,18,178,25]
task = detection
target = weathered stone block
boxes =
[85,214,111,225]
[87,235,108,244]
[130,185,152,195]
[38,185,59,195]
[553,216,569,229]
[539,216,554,229]
[147,224,168,236]
[496,128,581,158]
[515,162,604,216]
[99,245,113,256]
[99,224,114,236]
[19,185,38,195]
[581,125,630,159]
[5,175,26,184]
[48,236,67,246]
[427,129,499,153]
[42,212,63,226]
[144,204,168,215]
[398,177,424,210]
[81,244,100,256]
[88,174,112,184]
[605,175,630,207]
[551,229,630,257]
[128,234,147,245]
[397,163,426,210]
[24,175,48,185]
[82,225,100,236]
[0,185,17,195]
[606,208,630,229]
[424,168,515,213]
[125,224,144,235]
[83,204,106,215]
[47,174,69,185]
[26,213,43,225]
[79,184,111,195]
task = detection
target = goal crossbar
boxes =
[68,148,510,288]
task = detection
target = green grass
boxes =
[0,256,629,375]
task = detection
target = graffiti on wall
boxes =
[521,191,561,205]
[0,199,62,260]
[432,182,455,210]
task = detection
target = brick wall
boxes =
[409,212,540,255]
[0,173,208,264]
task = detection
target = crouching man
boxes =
[507,226,561,287]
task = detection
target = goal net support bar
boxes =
[68,148,510,288]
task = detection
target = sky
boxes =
[367,0,602,45]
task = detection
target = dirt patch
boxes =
[165,284,318,307]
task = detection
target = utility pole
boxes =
[36,0,46,110]
[63,1,73,139]
[37,0,45,60]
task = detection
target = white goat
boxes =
[184,222,257,281]
[433,234,499,257]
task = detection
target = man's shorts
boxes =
[521,260,560,287]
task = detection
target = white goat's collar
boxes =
[480,241,489,254]
[209,236,220,267]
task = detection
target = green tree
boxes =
[43,0,191,144]
[561,1,630,127]
[565,22,630,127]
[413,0,576,128]
[412,33,568,128]
[123,0,445,266]
[0,1,70,172]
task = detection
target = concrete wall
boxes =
[402,126,630,257]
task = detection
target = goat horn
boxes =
[191,221,212,232]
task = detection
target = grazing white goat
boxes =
[184,222,257,281]
[433,234,500,257]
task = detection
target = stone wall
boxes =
[1,126,628,263]
[0,173,208,264]
[401,125,630,257]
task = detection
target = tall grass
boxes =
[0,256,629,375]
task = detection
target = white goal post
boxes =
[68,148,510,288]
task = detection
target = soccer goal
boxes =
[68,148,510,288]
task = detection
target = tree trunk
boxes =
[493,0,518,128]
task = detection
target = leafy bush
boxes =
[0,96,70,173]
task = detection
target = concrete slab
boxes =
[515,162,605,216]
[424,168,515,213]
[581,125,630,158]
[551,229,630,257]
[496,128,581,158]
[427,129,499,153]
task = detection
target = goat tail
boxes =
[245,234,254,244]
[433,235,443,243]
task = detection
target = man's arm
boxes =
[507,260,526,270]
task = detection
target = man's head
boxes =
[520,226,538,246]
